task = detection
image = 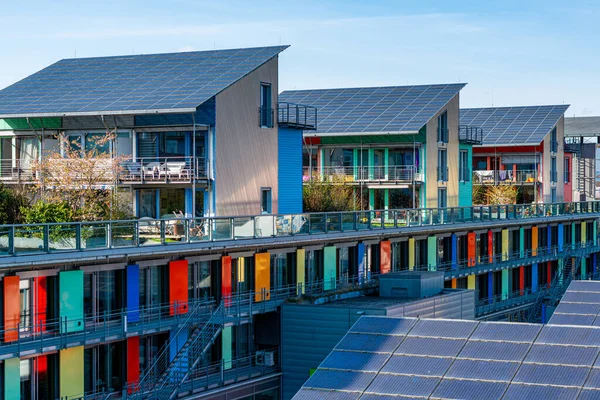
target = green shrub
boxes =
[21,200,77,224]
[0,184,28,224]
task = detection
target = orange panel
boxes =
[532,226,538,257]
[487,231,493,261]
[35,276,47,333]
[380,241,391,274]
[467,232,476,267]
[255,253,271,302]
[451,278,457,289]
[169,260,189,316]
[3,276,20,342]
[222,256,232,306]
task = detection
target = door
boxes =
[0,137,12,177]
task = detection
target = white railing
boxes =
[306,165,420,182]
[473,169,539,185]
[0,159,36,182]
[119,156,207,183]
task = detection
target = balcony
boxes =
[564,138,582,155]
[258,106,274,128]
[278,102,317,130]
[118,156,208,184]
[306,165,421,183]
[473,169,539,185]
[459,125,483,145]
[0,159,35,183]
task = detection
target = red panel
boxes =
[380,241,391,274]
[547,261,552,287]
[35,276,47,333]
[3,276,20,342]
[487,231,493,261]
[473,145,542,154]
[304,137,321,145]
[127,336,140,393]
[36,355,48,378]
[169,260,189,316]
[467,233,476,267]
[519,266,525,295]
[222,256,232,306]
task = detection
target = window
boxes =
[550,156,557,183]
[261,187,272,213]
[260,83,273,128]
[550,127,558,152]
[459,150,470,182]
[564,158,570,183]
[551,187,557,203]
[438,188,447,208]
[438,149,448,181]
[437,111,448,143]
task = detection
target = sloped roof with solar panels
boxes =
[279,83,466,136]
[460,105,569,147]
[294,315,600,399]
[565,116,600,137]
[0,45,288,118]
[548,280,600,326]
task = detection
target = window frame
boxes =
[260,187,272,214]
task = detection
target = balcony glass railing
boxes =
[308,165,420,182]
[118,156,207,183]
[473,169,539,185]
[0,201,598,259]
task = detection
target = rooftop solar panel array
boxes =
[279,83,466,135]
[294,314,600,400]
[0,45,288,118]
[460,105,569,146]
[549,280,600,327]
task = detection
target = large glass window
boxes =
[159,188,185,217]
[139,190,157,218]
[261,188,272,214]
[438,188,447,208]
[459,150,469,182]
[437,111,448,143]
[438,149,448,181]
[260,83,273,128]
[550,127,558,152]
[551,156,557,183]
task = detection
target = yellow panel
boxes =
[60,346,84,399]
[408,238,415,270]
[582,222,587,244]
[531,226,538,256]
[237,257,245,283]
[501,229,509,261]
[254,252,271,302]
[297,249,306,294]
[467,275,476,290]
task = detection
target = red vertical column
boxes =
[35,276,47,333]
[169,260,189,316]
[3,276,20,342]
[487,231,493,262]
[380,241,391,274]
[519,266,525,295]
[547,261,552,287]
[127,336,140,393]
[467,232,476,266]
[222,256,232,306]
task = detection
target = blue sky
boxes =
[1,0,599,116]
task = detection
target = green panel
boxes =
[59,270,84,333]
[502,269,509,300]
[384,148,389,178]
[353,148,358,180]
[582,222,587,244]
[320,132,425,145]
[4,357,19,400]
[222,326,232,370]
[582,258,587,280]
[369,189,374,211]
[60,346,84,399]
[427,236,437,271]
[519,227,525,258]
[324,246,337,290]
[368,148,374,180]
[458,144,473,208]
[0,117,61,131]
[594,221,597,245]
[572,222,576,247]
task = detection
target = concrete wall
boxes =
[215,57,279,216]
[425,93,460,208]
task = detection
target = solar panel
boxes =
[395,337,467,357]
[553,302,600,315]
[279,84,466,135]
[320,351,390,372]
[349,316,416,335]
[0,46,287,117]
[501,383,580,400]
[445,359,519,381]
[548,313,597,326]
[430,378,508,400]
[303,370,375,392]
[524,344,599,366]
[469,321,541,343]
[578,389,600,400]
[293,389,361,400]
[584,368,600,388]
[457,340,531,361]
[407,319,478,339]
[460,105,569,146]
[364,374,440,397]
[537,325,600,346]
[335,333,404,353]
[381,355,452,377]
[513,363,589,387]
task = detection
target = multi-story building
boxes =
[564,116,600,201]
[280,83,482,210]
[0,45,313,218]
[461,105,570,204]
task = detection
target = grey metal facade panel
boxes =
[61,115,135,129]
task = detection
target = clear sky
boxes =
[1,0,598,116]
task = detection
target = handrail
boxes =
[1,201,598,259]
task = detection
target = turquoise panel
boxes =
[458,144,473,209]
[4,357,19,400]
[324,246,337,290]
[427,236,437,270]
[222,326,232,370]
[59,270,84,333]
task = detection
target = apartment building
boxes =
[565,116,600,201]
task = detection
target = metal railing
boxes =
[311,165,419,182]
[473,169,540,185]
[118,156,207,183]
[0,201,599,259]
[0,159,36,182]
[258,106,274,128]
[459,125,483,144]
[278,102,317,130]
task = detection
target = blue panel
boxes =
[487,272,493,302]
[126,265,140,323]
[594,254,597,275]
[169,329,188,362]
[0,47,286,117]
[558,224,564,252]
[451,234,457,270]
[357,243,366,284]
[184,188,193,216]
[278,127,303,214]
[532,263,538,293]
[279,84,466,134]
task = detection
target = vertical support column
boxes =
[255,253,270,302]
[59,270,84,334]
[547,261,552,287]
[451,234,457,270]
[384,148,389,180]
[427,236,437,271]
[318,148,324,179]
[60,346,84,399]
[519,227,525,258]
[487,272,493,302]
[4,357,19,399]
[126,264,140,323]
[467,232,476,266]
[487,230,493,262]
[357,243,366,283]
[532,263,539,293]
[222,256,232,304]
[169,260,189,315]
[531,226,538,257]
[519,267,525,295]
[297,249,305,295]
[408,238,415,271]
[3,276,20,342]
[380,240,391,274]
[35,276,47,333]
[501,229,509,261]
[324,246,337,290]
[127,336,140,393]
[558,224,564,252]
[222,326,232,370]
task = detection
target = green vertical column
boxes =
[427,236,437,271]
[384,188,389,221]
[384,148,389,180]
[502,229,509,299]
[519,227,525,258]
[324,246,337,290]
[572,222,577,249]
[4,357,19,400]
[369,189,375,211]
[59,270,84,333]
[502,269,509,300]
[353,148,359,180]
[319,148,325,179]
[222,326,232,370]
[368,148,375,180]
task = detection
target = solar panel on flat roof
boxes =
[303,370,375,392]
[460,105,569,146]
[524,344,600,366]
[553,302,600,315]
[445,359,520,381]
[548,313,597,326]
[395,337,467,357]
[279,83,466,135]
[407,319,478,339]
[537,325,600,346]
[381,355,452,377]
[0,46,287,117]
[513,363,589,387]
[293,389,361,400]
[457,340,531,362]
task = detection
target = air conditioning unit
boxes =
[256,350,275,366]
